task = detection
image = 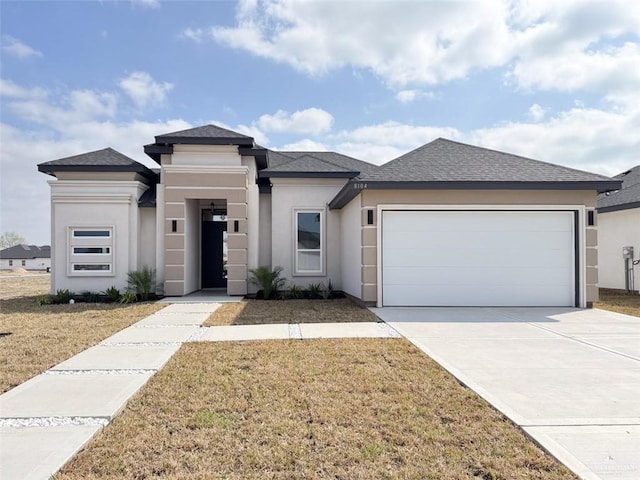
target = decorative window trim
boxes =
[68,226,115,276]
[293,208,325,276]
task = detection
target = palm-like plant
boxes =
[249,266,286,299]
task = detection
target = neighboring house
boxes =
[0,244,51,271]
[37,124,621,307]
[596,165,640,292]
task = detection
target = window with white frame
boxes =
[69,227,114,276]
[294,210,323,275]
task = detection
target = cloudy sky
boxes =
[1,0,639,245]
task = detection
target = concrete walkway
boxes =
[372,307,640,480]
[0,303,396,480]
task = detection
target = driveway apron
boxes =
[372,307,640,480]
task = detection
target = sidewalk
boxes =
[0,302,396,480]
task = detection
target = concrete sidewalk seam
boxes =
[44,369,157,376]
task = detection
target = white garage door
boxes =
[382,210,576,307]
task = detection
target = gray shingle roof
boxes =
[39,148,140,167]
[358,138,615,183]
[0,245,51,260]
[37,148,157,182]
[261,151,376,177]
[597,165,640,212]
[156,124,253,141]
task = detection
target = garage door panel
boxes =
[383,266,574,287]
[383,284,573,307]
[382,210,575,307]
[384,247,572,269]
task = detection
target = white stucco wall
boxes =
[139,207,157,272]
[184,199,200,294]
[270,178,346,289]
[48,180,146,294]
[171,145,242,166]
[258,193,272,270]
[340,195,362,298]
[242,156,260,275]
[598,208,640,291]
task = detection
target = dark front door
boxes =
[202,221,227,288]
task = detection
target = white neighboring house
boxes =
[37,124,622,307]
[0,245,51,271]
[596,165,640,292]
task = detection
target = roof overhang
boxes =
[596,201,640,214]
[143,144,173,163]
[239,147,268,171]
[329,179,624,209]
[259,171,359,179]
[154,135,254,147]
[37,163,158,183]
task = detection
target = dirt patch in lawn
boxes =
[595,289,640,317]
[0,275,162,393]
[204,298,379,326]
[58,339,576,480]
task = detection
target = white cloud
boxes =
[257,108,334,135]
[528,104,546,122]
[0,79,47,99]
[118,71,173,109]
[1,35,42,59]
[280,139,328,151]
[181,27,206,43]
[190,0,639,103]
[395,89,436,104]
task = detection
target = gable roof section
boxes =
[597,165,640,213]
[330,138,622,208]
[37,148,157,182]
[260,151,375,178]
[0,245,51,260]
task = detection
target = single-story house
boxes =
[596,165,640,292]
[0,244,51,271]
[37,124,621,307]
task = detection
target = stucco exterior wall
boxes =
[139,207,157,273]
[258,193,272,273]
[161,146,254,296]
[597,208,640,291]
[271,178,347,289]
[358,189,599,306]
[48,180,146,294]
[340,193,362,298]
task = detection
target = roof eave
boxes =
[37,164,158,183]
[329,179,623,209]
[154,136,254,147]
[259,171,359,179]
[596,201,640,213]
[144,143,173,163]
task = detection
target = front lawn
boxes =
[595,289,640,317]
[0,275,162,393]
[57,339,576,479]
[204,298,379,326]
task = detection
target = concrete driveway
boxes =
[371,307,640,480]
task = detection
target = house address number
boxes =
[353,183,368,189]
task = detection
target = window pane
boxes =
[73,230,110,237]
[73,247,110,254]
[73,264,111,271]
[297,212,320,249]
[298,251,321,271]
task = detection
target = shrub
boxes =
[127,266,155,301]
[103,286,121,303]
[249,266,287,299]
[54,289,73,304]
[119,291,137,304]
[307,283,322,299]
[287,284,305,299]
[35,294,53,306]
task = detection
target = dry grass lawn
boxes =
[595,289,640,317]
[0,275,162,393]
[205,298,379,326]
[58,339,576,480]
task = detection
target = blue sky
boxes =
[1,0,639,245]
